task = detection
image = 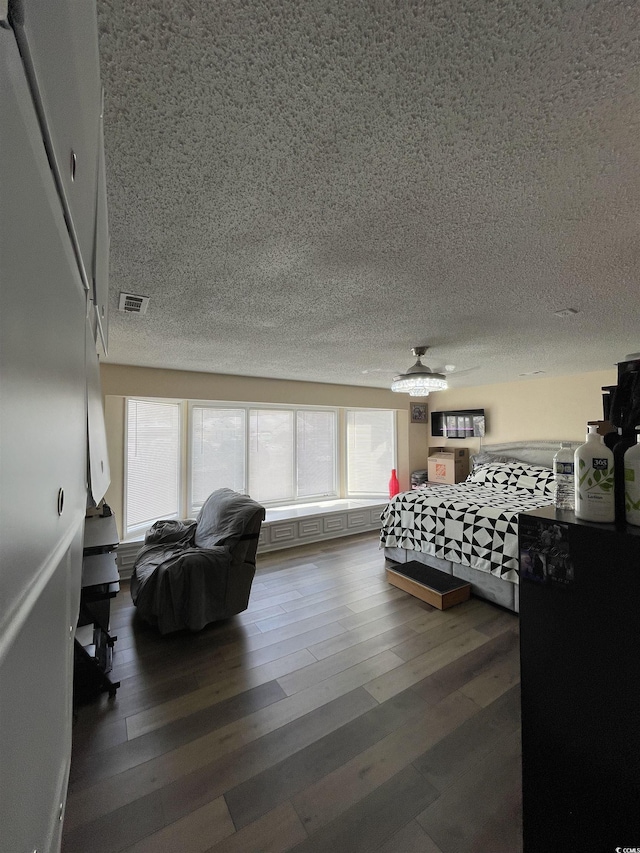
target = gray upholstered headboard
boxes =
[477,440,581,470]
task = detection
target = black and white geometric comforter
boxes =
[380,483,553,583]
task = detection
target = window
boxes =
[123,398,393,534]
[249,409,295,503]
[188,403,338,513]
[346,409,395,496]
[297,409,336,498]
[191,407,246,510]
[125,399,180,535]
[248,408,338,504]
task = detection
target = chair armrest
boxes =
[145,519,197,546]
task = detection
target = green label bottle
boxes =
[575,424,615,522]
[624,431,640,527]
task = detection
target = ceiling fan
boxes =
[361,347,480,394]
[391,346,449,397]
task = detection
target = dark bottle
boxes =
[613,428,637,523]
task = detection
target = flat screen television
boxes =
[431,408,486,439]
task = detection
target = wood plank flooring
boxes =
[62,533,523,853]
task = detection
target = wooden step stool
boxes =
[386,560,471,610]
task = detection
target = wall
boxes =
[100,363,417,537]
[425,369,616,451]
[101,363,406,410]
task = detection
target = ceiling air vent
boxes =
[118,292,149,315]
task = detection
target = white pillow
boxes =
[468,461,555,497]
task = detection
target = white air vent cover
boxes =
[118,292,149,314]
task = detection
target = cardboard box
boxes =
[427,446,470,484]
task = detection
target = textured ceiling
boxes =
[98,0,640,390]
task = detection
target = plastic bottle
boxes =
[613,427,637,522]
[624,430,640,526]
[388,469,400,499]
[574,424,615,522]
[553,443,575,510]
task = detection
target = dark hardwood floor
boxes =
[62,533,523,853]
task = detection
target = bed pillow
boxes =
[507,464,556,497]
[468,461,555,497]
[467,462,515,487]
[469,451,519,473]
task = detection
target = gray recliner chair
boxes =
[130,488,265,635]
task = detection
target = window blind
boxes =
[191,407,245,511]
[249,409,294,503]
[123,399,391,523]
[346,409,395,496]
[126,399,180,532]
[297,410,336,498]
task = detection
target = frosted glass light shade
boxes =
[391,370,448,395]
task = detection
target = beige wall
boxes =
[100,363,413,412]
[424,368,616,453]
[101,363,615,537]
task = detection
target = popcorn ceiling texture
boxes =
[98,0,640,388]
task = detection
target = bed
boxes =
[380,441,576,612]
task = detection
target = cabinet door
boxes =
[93,112,110,353]
[0,27,87,633]
[11,0,102,291]
[519,513,640,851]
[0,527,83,853]
[1,26,88,853]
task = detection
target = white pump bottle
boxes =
[574,424,615,522]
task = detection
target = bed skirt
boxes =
[383,546,519,613]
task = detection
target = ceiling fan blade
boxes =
[447,366,480,377]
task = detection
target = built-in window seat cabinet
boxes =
[260,498,385,551]
[116,498,385,579]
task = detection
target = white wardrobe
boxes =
[0,2,109,850]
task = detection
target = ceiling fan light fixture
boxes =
[391,346,448,395]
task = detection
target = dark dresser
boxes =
[518,506,640,852]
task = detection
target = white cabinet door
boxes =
[0,27,87,615]
[93,113,110,352]
[1,26,88,853]
[11,0,102,292]
[0,528,83,853]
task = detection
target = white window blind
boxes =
[124,399,382,520]
[297,410,336,498]
[249,409,294,503]
[126,399,180,532]
[346,409,395,496]
[191,407,245,511]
